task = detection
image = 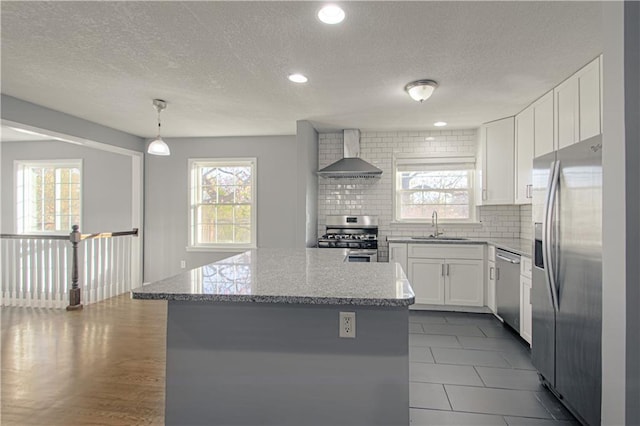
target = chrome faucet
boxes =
[431,210,443,238]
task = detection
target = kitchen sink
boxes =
[410,236,469,241]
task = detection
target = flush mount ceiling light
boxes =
[434,121,448,127]
[318,4,345,24]
[147,99,170,156]
[404,79,438,103]
[425,137,435,141]
[288,73,308,83]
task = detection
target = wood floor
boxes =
[1,294,167,426]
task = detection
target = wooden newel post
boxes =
[66,224,83,311]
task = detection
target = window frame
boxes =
[14,159,83,235]
[187,158,257,251]
[392,155,477,224]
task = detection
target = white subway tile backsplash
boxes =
[317,130,527,261]
[520,204,533,241]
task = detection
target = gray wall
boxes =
[602,2,639,425]
[144,135,298,282]
[296,120,318,247]
[623,2,639,424]
[165,301,409,426]
[1,95,144,153]
[1,140,133,233]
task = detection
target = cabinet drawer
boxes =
[521,256,532,279]
[487,245,496,262]
[408,244,484,260]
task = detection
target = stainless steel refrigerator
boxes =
[532,134,602,426]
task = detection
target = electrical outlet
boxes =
[180,260,186,269]
[339,312,356,338]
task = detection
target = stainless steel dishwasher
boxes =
[496,248,521,331]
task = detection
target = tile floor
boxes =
[408,310,580,426]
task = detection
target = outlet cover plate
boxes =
[339,312,356,338]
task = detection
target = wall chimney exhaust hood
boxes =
[317,129,382,179]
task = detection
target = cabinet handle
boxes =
[496,267,500,281]
[526,184,533,198]
[490,266,495,280]
[441,264,445,277]
[446,264,450,276]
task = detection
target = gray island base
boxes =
[133,248,415,426]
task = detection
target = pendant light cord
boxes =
[156,107,162,139]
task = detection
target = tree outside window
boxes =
[189,158,256,250]
[394,157,476,222]
[16,160,82,234]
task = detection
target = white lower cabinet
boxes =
[407,244,484,307]
[486,245,496,313]
[520,256,533,345]
[408,258,445,304]
[388,243,408,275]
[487,260,497,313]
[446,260,485,306]
[520,276,532,345]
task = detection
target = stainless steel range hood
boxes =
[317,129,382,179]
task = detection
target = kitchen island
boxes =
[132,248,414,426]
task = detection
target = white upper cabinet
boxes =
[515,89,554,204]
[533,91,555,158]
[477,117,515,205]
[515,106,534,204]
[555,74,580,149]
[578,57,601,141]
[555,56,602,150]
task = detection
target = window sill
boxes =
[186,245,256,253]
[390,221,483,227]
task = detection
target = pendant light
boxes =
[147,99,170,156]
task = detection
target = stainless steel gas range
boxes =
[318,215,378,262]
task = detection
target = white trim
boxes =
[187,157,258,250]
[1,119,141,157]
[130,155,143,289]
[3,120,145,294]
[186,246,255,253]
[392,154,477,223]
[14,158,83,234]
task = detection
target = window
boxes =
[394,156,476,222]
[15,160,82,234]
[189,158,257,250]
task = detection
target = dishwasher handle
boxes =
[496,253,521,264]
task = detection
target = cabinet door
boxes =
[408,258,445,305]
[520,275,532,345]
[555,76,579,149]
[487,260,497,313]
[475,127,486,206]
[445,259,484,307]
[577,57,601,141]
[482,117,515,205]
[515,107,534,204]
[388,243,408,275]
[533,90,555,158]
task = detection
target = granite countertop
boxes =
[132,248,415,307]
[387,236,533,258]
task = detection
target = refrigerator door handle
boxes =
[543,160,560,312]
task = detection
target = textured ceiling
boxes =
[1,1,603,138]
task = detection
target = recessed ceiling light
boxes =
[318,4,345,24]
[288,73,308,83]
[434,122,447,127]
[425,137,435,141]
